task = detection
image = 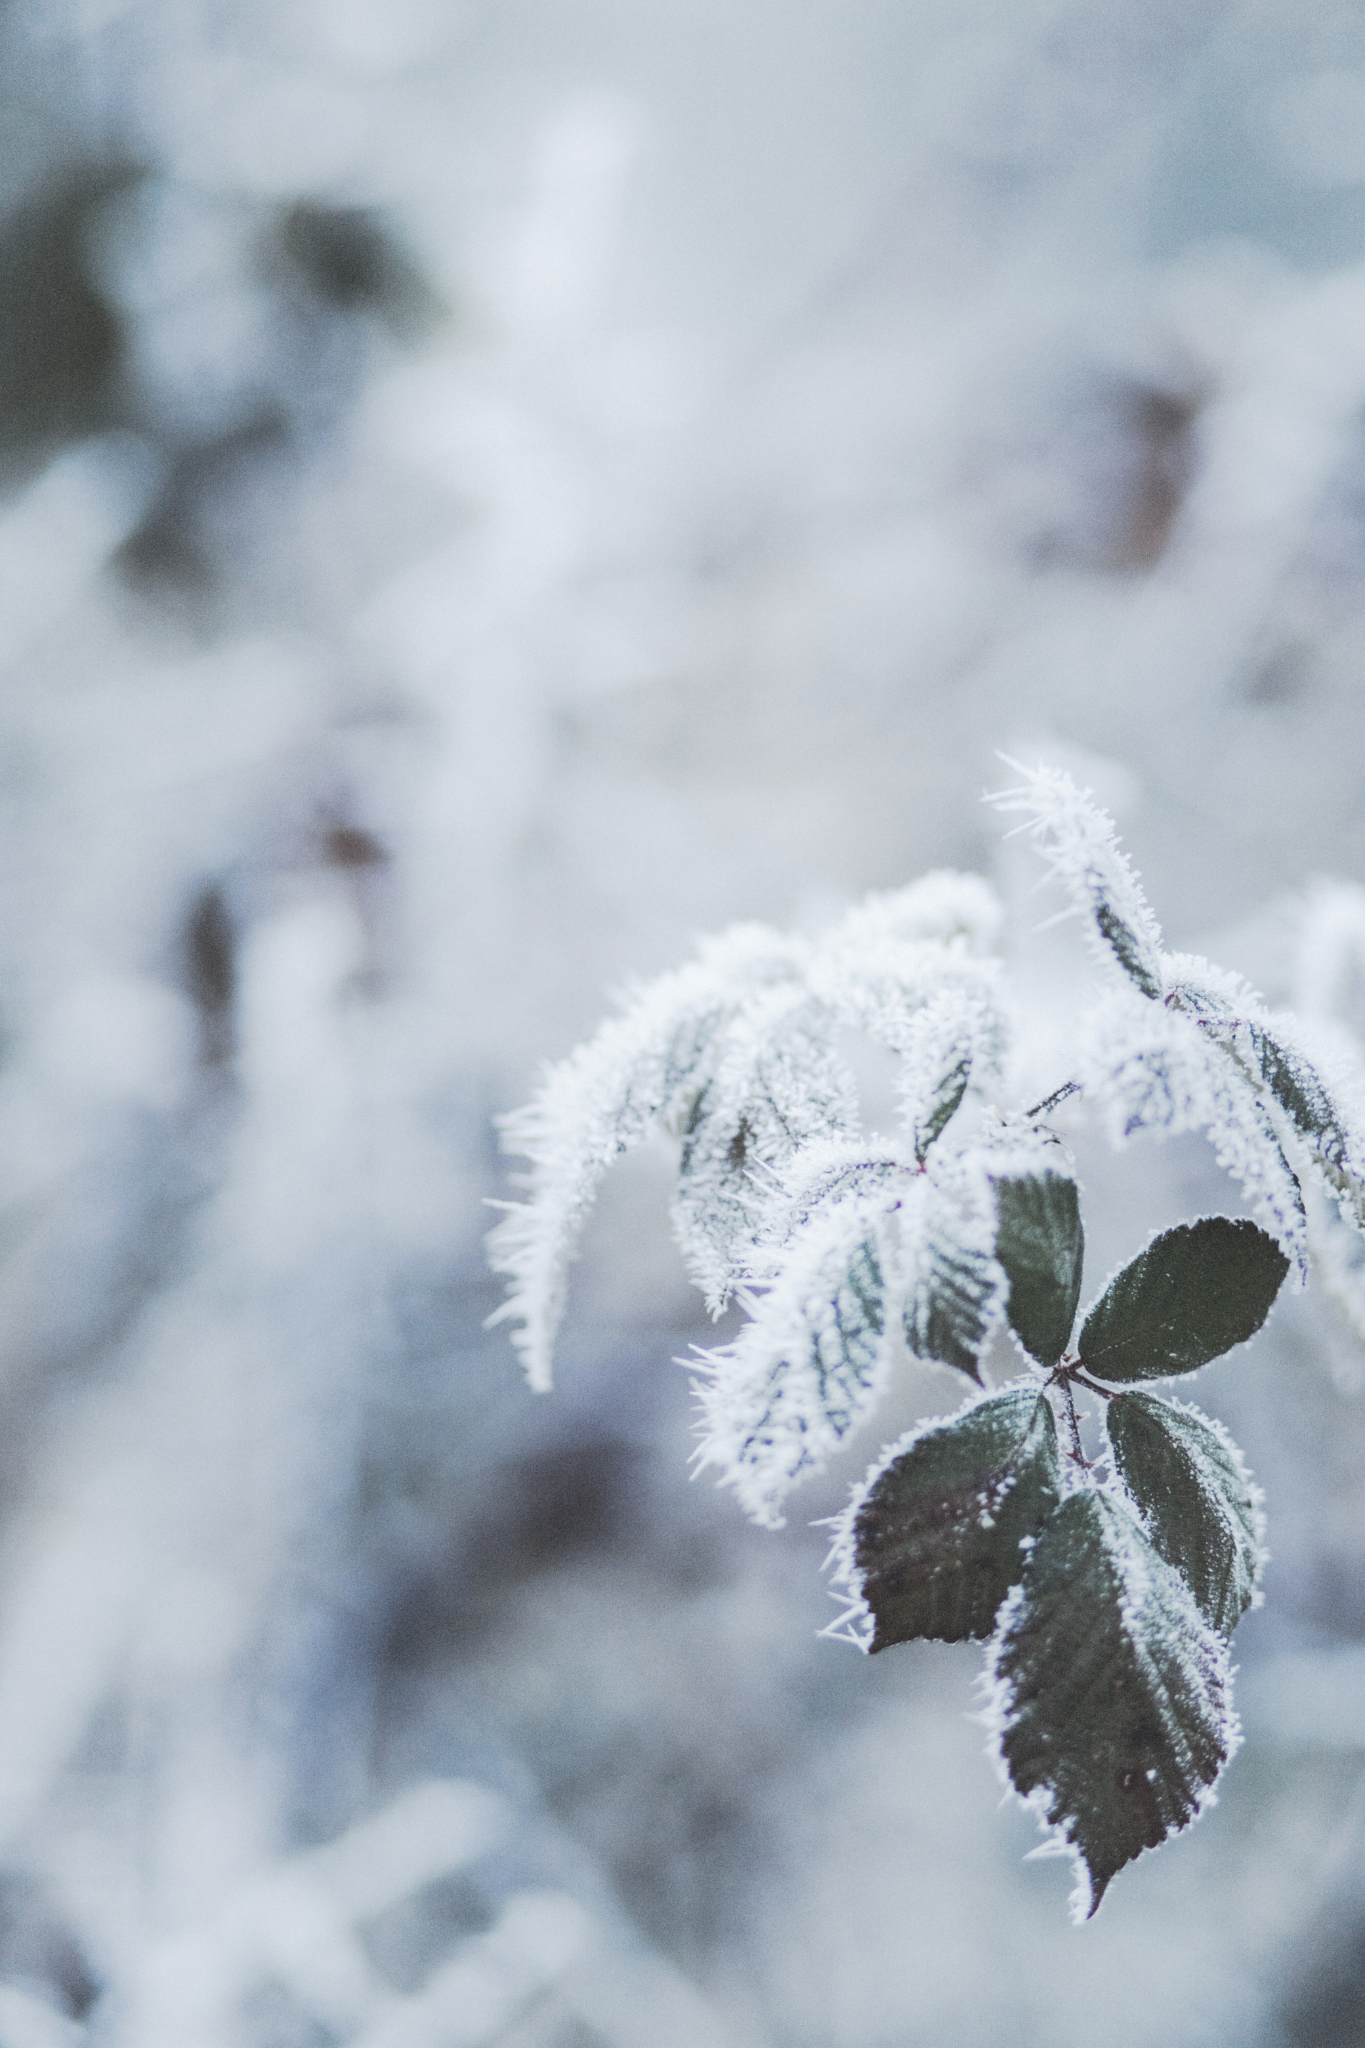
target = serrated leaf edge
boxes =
[977,1492,1243,1923]
[821,1377,1047,1649]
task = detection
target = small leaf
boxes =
[1107,1394,1263,1636]
[1078,1217,1288,1382]
[1247,1019,1365,1229]
[1080,987,1309,1276]
[903,1169,1004,1384]
[1095,901,1162,1000]
[489,924,802,1388]
[914,1054,971,1165]
[691,1195,901,1527]
[993,1172,1084,1368]
[988,766,1166,999]
[672,989,859,1313]
[988,1490,1236,1919]
[848,1388,1061,1648]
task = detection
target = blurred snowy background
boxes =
[9,0,1365,2042]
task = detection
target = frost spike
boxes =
[987,1490,1237,1919]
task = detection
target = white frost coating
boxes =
[811,930,1002,1058]
[989,763,1166,995]
[821,1379,1017,1650]
[670,985,860,1315]
[488,923,803,1388]
[980,1494,1240,1924]
[892,980,1009,1155]
[1079,986,1310,1275]
[900,1152,1008,1372]
[1135,1394,1269,1612]
[757,1135,913,1252]
[819,870,1002,960]
[690,1191,905,1528]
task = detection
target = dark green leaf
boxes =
[1078,1217,1288,1382]
[1096,900,1162,1000]
[993,1173,1084,1368]
[991,1490,1234,1918]
[1107,1394,1262,1637]
[853,1388,1060,1647]
[913,1054,971,1165]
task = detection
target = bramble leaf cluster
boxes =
[488,767,1365,1917]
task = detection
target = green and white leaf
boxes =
[1078,1216,1288,1382]
[489,924,804,1388]
[691,1189,904,1528]
[671,987,859,1315]
[827,1386,1061,1650]
[901,1156,1008,1383]
[1167,952,1365,1238]
[1080,986,1309,1276]
[989,764,1165,998]
[992,1169,1084,1368]
[1106,1393,1264,1636]
[893,982,1008,1164]
[985,1489,1238,1921]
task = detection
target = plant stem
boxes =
[1058,1375,1090,1469]
[1025,1078,1082,1121]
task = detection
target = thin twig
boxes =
[1025,1078,1082,1121]
[1058,1375,1091,1469]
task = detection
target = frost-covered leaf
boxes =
[808,875,1005,1059]
[993,1171,1084,1368]
[691,1190,905,1527]
[831,1387,1060,1649]
[913,1053,971,1164]
[671,988,859,1314]
[894,982,1007,1163]
[990,765,1164,998]
[1107,1394,1264,1636]
[1081,986,1308,1274]
[987,1489,1237,1920]
[1165,955,1365,1239]
[1078,1217,1288,1383]
[1249,1019,1365,1228]
[759,1137,909,1248]
[488,925,803,1388]
[902,1161,1005,1383]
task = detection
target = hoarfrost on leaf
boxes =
[986,1489,1238,1920]
[829,1385,1061,1650]
[671,986,859,1315]
[691,1188,902,1528]
[487,924,803,1388]
[1078,1217,1289,1383]
[989,763,1165,999]
[1080,986,1310,1274]
[1106,1393,1265,1636]
[900,1156,1007,1384]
